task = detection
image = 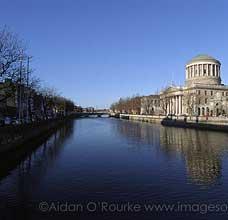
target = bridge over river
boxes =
[74,112,110,118]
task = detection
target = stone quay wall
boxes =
[0,115,75,154]
[120,114,166,123]
[120,114,228,132]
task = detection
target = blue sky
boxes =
[1,0,228,108]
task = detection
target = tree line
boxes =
[0,27,75,123]
[110,95,141,114]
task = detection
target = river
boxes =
[1,118,228,220]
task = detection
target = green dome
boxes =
[187,54,220,65]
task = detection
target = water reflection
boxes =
[114,120,228,186]
[0,121,74,219]
[0,121,74,181]
[114,120,161,147]
[160,127,223,185]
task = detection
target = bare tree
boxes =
[160,97,169,115]
[0,27,77,123]
[0,27,26,103]
[141,96,156,115]
[110,95,142,114]
[26,76,41,121]
[131,95,141,114]
[184,90,198,117]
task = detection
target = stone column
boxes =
[167,99,170,114]
[176,96,178,115]
[180,96,183,115]
[178,96,181,115]
[169,98,171,114]
[173,97,175,114]
[181,96,183,114]
[167,99,169,114]
[171,98,173,114]
[171,97,174,114]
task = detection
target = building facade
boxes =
[140,95,161,115]
[143,55,228,117]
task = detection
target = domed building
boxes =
[186,55,221,87]
[141,54,228,117]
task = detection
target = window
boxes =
[205,98,208,104]
[222,92,225,96]
[203,64,207,75]
[205,91,207,96]
[202,107,205,116]
[198,90,201,95]
[198,98,201,105]
[211,91,213,96]
[226,92,228,96]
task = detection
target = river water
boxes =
[1,118,228,220]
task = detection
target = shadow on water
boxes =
[113,119,228,186]
[0,120,74,220]
[0,119,74,183]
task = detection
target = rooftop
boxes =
[187,54,220,65]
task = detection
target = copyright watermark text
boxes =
[38,201,228,215]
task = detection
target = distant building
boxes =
[83,107,95,113]
[146,55,228,116]
[140,95,161,115]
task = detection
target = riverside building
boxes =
[141,55,228,117]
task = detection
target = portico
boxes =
[165,95,183,115]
